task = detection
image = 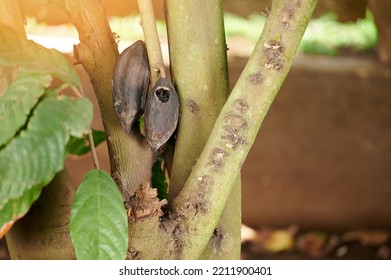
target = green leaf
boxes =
[68,129,107,156]
[0,94,93,209]
[70,170,128,260]
[0,24,80,86]
[151,156,168,200]
[0,73,52,147]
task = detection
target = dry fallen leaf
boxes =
[343,230,389,246]
[264,229,295,253]
[297,231,328,259]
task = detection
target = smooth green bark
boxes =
[165,0,241,259]
[137,0,166,84]
[165,0,229,199]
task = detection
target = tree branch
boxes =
[87,130,100,170]
[73,86,100,170]
[170,0,318,259]
[164,0,241,259]
[137,0,166,85]
[165,0,230,200]
[56,0,154,200]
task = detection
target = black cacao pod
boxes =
[144,78,179,151]
[112,40,150,133]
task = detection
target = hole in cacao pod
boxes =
[155,87,170,103]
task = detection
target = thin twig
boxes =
[88,130,100,170]
[69,85,83,98]
[137,0,166,85]
[71,86,100,169]
[78,86,100,170]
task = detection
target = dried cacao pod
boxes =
[112,40,150,133]
[144,78,179,151]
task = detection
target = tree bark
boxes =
[56,0,154,200]
[170,0,318,259]
[164,0,241,259]
[368,0,391,63]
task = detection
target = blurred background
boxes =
[1,0,391,260]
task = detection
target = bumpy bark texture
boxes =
[168,0,318,259]
[57,0,154,200]
[164,0,241,260]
